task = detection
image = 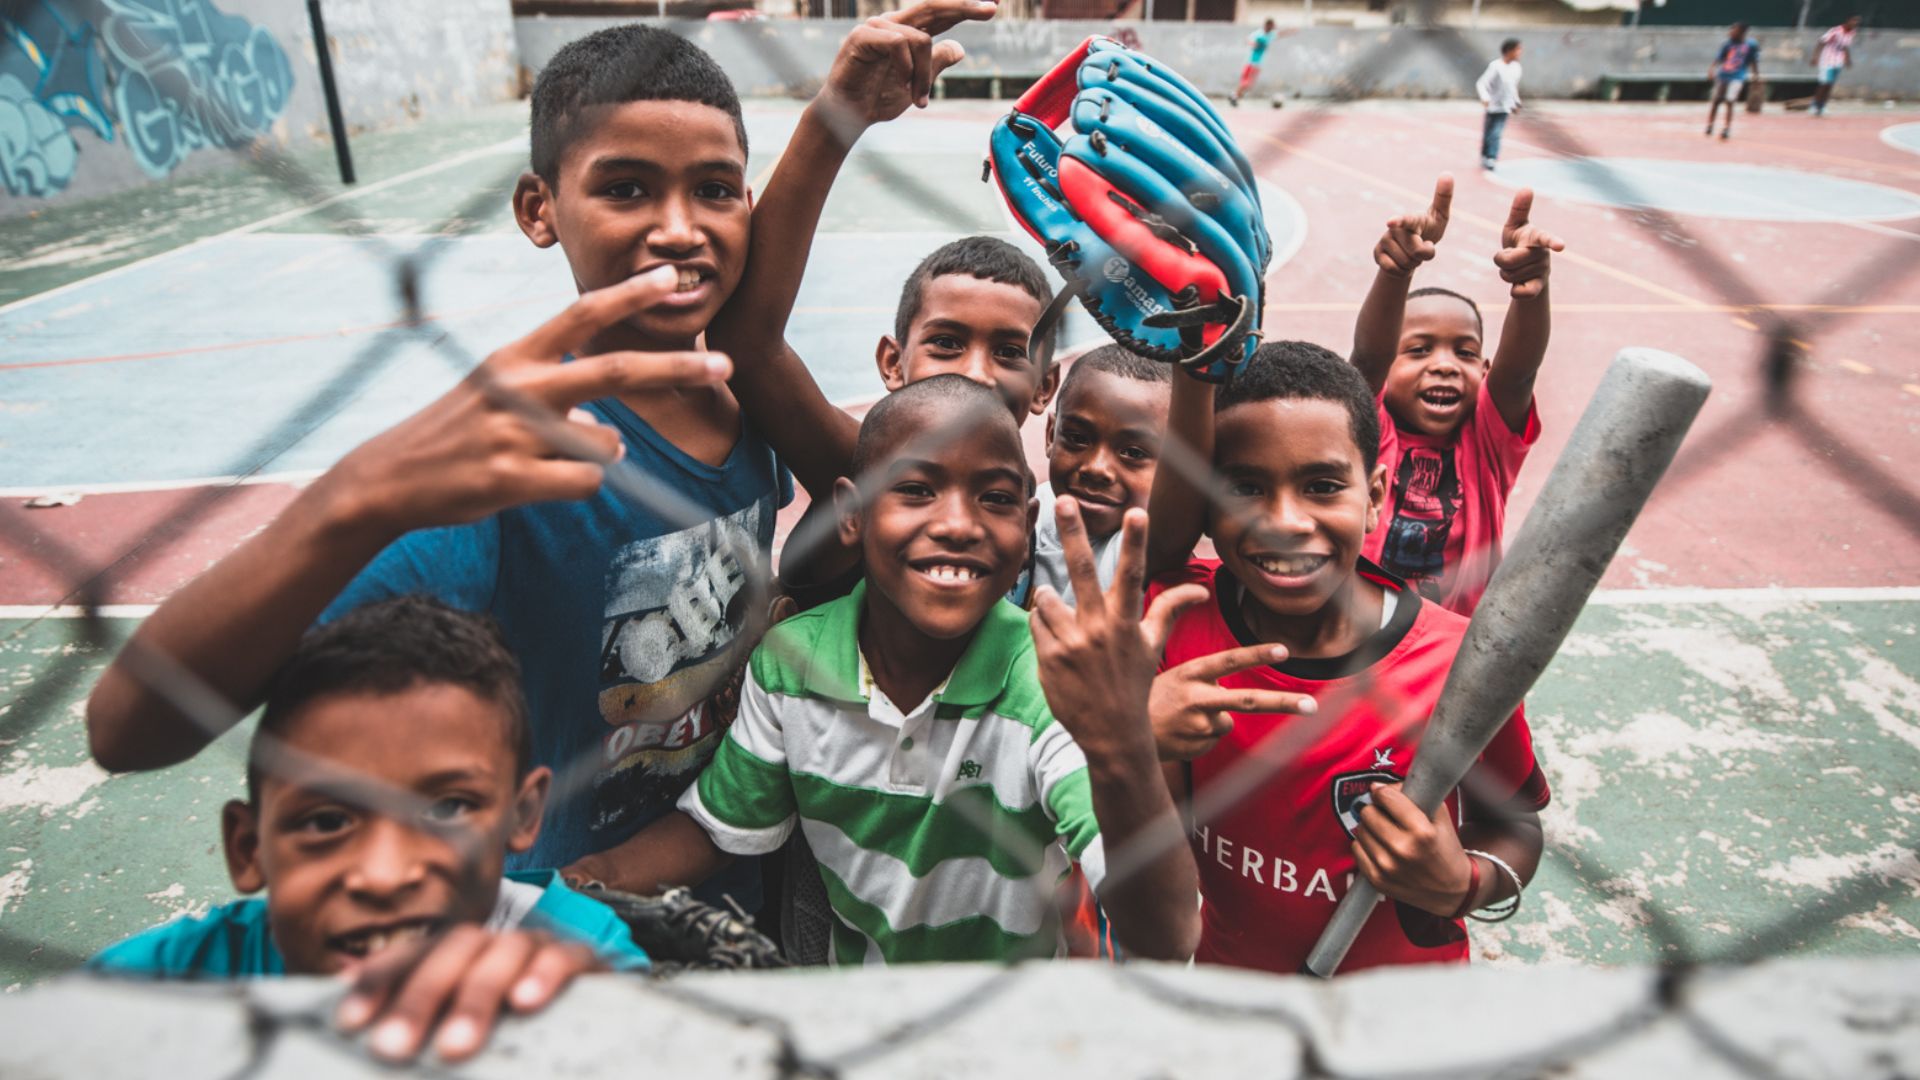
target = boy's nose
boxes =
[649,197,703,252]
[344,819,430,899]
[925,492,984,543]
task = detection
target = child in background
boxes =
[1034,344,1171,606]
[1347,175,1562,614]
[1810,15,1861,118]
[1229,19,1279,108]
[1144,342,1550,976]
[1474,38,1522,171]
[561,377,1202,964]
[93,597,648,1064]
[1707,23,1760,140]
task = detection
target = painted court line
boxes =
[0,470,320,499]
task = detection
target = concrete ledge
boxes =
[3,957,1916,1077]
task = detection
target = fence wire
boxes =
[1,3,1916,1076]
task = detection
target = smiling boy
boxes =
[93,597,647,1063]
[564,376,1200,964]
[87,28,791,907]
[1145,342,1549,975]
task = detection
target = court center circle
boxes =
[1487,157,1920,222]
[1880,122,1920,157]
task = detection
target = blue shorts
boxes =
[1819,65,1844,85]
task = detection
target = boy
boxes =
[1707,23,1759,140]
[1145,342,1550,976]
[562,376,1201,964]
[1346,176,1562,614]
[1230,19,1278,108]
[1810,15,1861,118]
[1474,38,1522,171]
[87,27,801,904]
[1034,344,1170,606]
[93,597,649,1063]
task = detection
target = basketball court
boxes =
[3,97,1918,986]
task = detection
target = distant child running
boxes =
[92,598,649,1064]
[1230,19,1279,107]
[1811,15,1861,118]
[1474,38,1522,170]
[1707,22,1760,140]
[1348,174,1563,614]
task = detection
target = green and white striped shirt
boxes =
[679,581,1105,965]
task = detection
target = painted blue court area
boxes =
[1883,122,1920,156]
[1491,156,1920,222]
[0,104,1305,492]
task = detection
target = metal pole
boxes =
[659,0,666,18]
[1471,0,1480,28]
[1797,0,1811,30]
[1630,0,1641,29]
[304,0,354,185]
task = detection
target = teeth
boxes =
[1253,555,1326,577]
[922,564,981,583]
[676,267,701,291]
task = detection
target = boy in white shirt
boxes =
[1475,39,1522,171]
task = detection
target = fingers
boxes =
[1109,507,1149,627]
[1426,173,1454,241]
[1140,583,1210,656]
[930,39,967,82]
[1366,782,1429,833]
[1029,584,1076,648]
[889,0,997,36]
[1503,187,1535,238]
[1051,496,1106,620]
[533,349,731,410]
[1195,684,1317,717]
[894,22,933,107]
[359,927,494,1062]
[504,938,600,1015]
[508,267,683,361]
[1180,641,1287,682]
[432,931,540,1062]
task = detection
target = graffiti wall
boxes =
[0,0,518,213]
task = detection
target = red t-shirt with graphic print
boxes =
[1153,559,1550,977]
[1364,382,1539,615]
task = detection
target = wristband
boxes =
[1447,855,1482,921]
[1463,848,1524,923]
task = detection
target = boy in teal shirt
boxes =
[93,597,647,1063]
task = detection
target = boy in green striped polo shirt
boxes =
[565,375,1201,964]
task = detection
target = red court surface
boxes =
[3,101,1917,609]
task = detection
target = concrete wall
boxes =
[0,0,519,216]
[3,957,1918,1077]
[513,17,1920,100]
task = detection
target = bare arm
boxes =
[1483,188,1564,433]
[85,272,731,771]
[1145,367,1214,578]
[1033,504,1206,961]
[710,0,993,499]
[560,810,735,896]
[1351,174,1451,392]
[1350,782,1542,917]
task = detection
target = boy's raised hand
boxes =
[335,926,604,1063]
[1374,173,1453,277]
[1031,500,1207,758]
[1150,644,1317,761]
[1492,188,1565,300]
[328,266,730,538]
[819,0,996,128]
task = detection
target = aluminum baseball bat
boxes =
[1301,347,1711,978]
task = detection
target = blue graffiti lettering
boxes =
[100,0,292,178]
[0,71,79,196]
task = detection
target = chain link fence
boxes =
[1,1,1916,1074]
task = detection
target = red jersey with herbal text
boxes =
[1152,559,1550,976]
[1365,383,1539,615]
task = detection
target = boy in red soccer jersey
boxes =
[1144,341,1549,976]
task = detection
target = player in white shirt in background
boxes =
[1475,39,1522,171]
[1811,15,1861,118]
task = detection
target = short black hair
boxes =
[1407,285,1485,339]
[1730,21,1749,33]
[1058,343,1172,407]
[894,236,1057,361]
[529,25,747,184]
[851,374,1032,492]
[1215,341,1381,470]
[1500,38,1522,55]
[248,596,531,803]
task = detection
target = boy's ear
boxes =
[1030,357,1061,416]
[1043,411,1056,450]
[506,766,553,855]
[222,800,266,895]
[1365,461,1388,534]
[875,336,908,392]
[512,172,559,249]
[832,477,863,549]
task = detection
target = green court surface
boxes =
[5,596,1916,987]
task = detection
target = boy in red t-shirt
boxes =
[1144,341,1549,976]
[1348,176,1563,614]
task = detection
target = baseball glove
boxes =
[988,36,1269,383]
[578,884,787,974]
